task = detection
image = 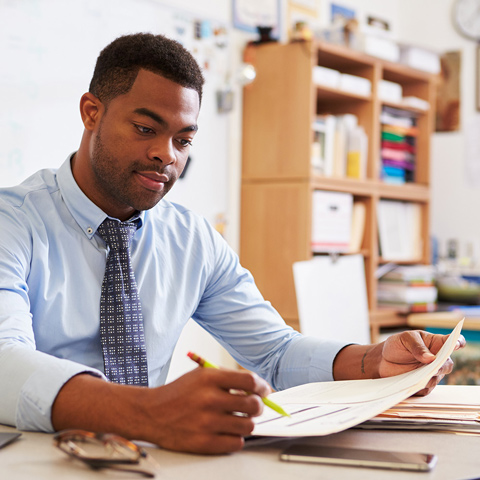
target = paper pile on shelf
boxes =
[377,264,437,313]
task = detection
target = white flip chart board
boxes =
[293,254,370,345]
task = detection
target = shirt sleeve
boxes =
[192,220,348,392]
[0,202,105,432]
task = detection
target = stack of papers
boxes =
[358,385,480,434]
[252,320,464,437]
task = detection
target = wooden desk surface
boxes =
[1,423,479,480]
[408,311,480,331]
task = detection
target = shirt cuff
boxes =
[17,359,105,432]
[274,336,349,390]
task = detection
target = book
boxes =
[311,115,336,176]
[379,265,436,283]
[380,106,418,183]
[377,284,437,304]
[312,114,364,179]
[377,265,437,312]
[348,201,366,253]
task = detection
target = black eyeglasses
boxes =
[53,429,158,477]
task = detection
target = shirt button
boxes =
[87,227,93,234]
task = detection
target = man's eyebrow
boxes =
[133,107,198,133]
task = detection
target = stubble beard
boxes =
[91,130,171,213]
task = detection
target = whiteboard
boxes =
[0,0,230,224]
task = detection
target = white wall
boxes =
[397,0,480,264]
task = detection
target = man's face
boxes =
[80,69,199,220]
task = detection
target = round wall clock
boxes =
[453,0,480,40]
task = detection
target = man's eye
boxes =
[135,124,154,134]
[178,139,193,147]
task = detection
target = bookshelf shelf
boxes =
[316,85,372,103]
[240,40,436,342]
[381,101,429,116]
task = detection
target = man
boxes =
[0,33,465,454]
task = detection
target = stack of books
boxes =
[377,265,437,313]
[380,106,418,184]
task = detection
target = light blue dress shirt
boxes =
[0,156,346,432]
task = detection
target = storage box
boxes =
[312,65,341,89]
[339,73,371,96]
[379,79,403,103]
[400,45,441,74]
[362,34,400,62]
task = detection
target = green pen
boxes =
[187,351,290,417]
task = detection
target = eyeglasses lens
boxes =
[61,434,140,463]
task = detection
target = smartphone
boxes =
[280,444,437,472]
[0,432,21,449]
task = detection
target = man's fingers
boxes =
[205,368,272,399]
[205,386,265,417]
[405,331,437,364]
[455,335,467,350]
[413,372,445,397]
[436,357,454,376]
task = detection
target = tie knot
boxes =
[97,219,137,251]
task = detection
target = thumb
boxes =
[411,341,436,364]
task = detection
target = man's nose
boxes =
[147,138,176,165]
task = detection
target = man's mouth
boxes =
[135,171,169,191]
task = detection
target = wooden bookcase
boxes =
[240,40,436,341]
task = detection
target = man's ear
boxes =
[80,92,104,130]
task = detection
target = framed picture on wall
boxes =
[232,0,281,39]
[289,0,318,14]
[436,50,461,131]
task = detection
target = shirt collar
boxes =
[56,153,145,240]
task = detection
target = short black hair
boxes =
[89,33,204,105]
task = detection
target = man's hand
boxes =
[378,330,466,396]
[143,367,271,453]
[52,367,271,455]
[333,329,466,396]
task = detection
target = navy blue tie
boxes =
[97,218,148,386]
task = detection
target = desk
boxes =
[1,424,479,480]
[408,311,480,331]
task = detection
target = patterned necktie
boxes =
[97,218,149,386]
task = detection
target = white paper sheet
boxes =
[252,319,464,436]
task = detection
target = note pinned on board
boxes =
[293,254,370,345]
